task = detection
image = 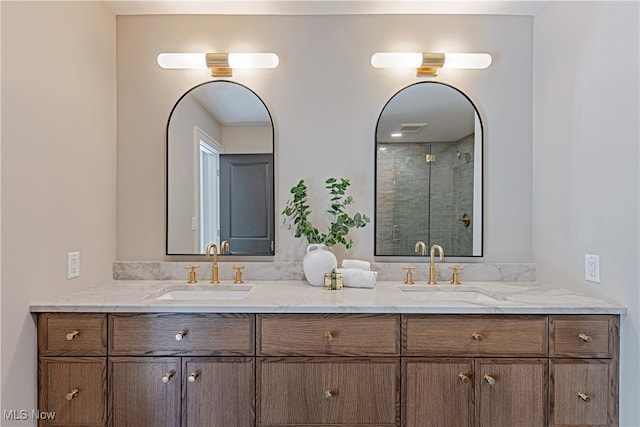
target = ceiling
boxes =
[104,0,549,16]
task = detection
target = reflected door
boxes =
[219,154,274,255]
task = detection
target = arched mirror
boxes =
[375,81,482,257]
[166,81,274,255]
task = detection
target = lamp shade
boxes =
[371,52,492,70]
[157,52,279,69]
[442,53,492,69]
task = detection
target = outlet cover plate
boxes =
[67,252,80,279]
[585,254,600,283]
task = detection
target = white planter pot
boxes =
[302,244,338,286]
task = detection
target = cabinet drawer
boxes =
[38,357,106,426]
[403,315,548,356]
[38,313,106,356]
[257,358,399,426]
[257,314,400,356]
[550,315,619,358]
[550,359,617,426]
[109,313,254,355]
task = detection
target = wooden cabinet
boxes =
[109,312,254,355]
[258,358,399,426]
[109,357,181,427]
[549,315,619,426]
[403,315,549,427]
[402,359,474,427]
[108,313,255,427]
[257,314,401,426]
[183,357,255,427]
[37,313,107,427]
[36,312,619,427]
[476,358,548,427]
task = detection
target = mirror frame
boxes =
[374,81,484,257]
[165,80,275,256]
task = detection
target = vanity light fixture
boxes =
[157,52,279,77]
[370,52,492,76]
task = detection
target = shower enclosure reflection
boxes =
[375,82,482,257]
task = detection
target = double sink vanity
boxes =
[31,278,624,427]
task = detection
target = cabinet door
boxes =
[476,359,548,427]
[402,358,473,427]
[39,357,106,426]
[550,359,616,426]
[109,357,181,427]
[183,357,255,427]
[258,358,399,426]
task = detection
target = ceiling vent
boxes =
[399,123,427,133]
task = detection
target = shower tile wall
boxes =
[376,135,474,256]
[376,143,431,255]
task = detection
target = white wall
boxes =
[116,13,534,262]
[0,2,116,424]
[532,1,640,425]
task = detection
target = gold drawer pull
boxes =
[324,331,334,342]
[578,392,591,402]
[161,371,175,383]
[175,330,188,341]
[66,330,80,341]
[578,333,593,343]
[483,374,496,386]
[458,373,470,383]
[65,388,79,401]
[472,332,484,342]
[324,389,334,401]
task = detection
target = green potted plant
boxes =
[282,178,370,286]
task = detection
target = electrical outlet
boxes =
[585,254,600,283]
[67,252,80,279]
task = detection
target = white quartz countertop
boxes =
[29,280,626,314]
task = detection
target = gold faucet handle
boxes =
[233,265,245,284]
[449,266,464,285]
[185,265,200,284]
[402,266,416,284]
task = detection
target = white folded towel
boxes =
[336,268,377,288]
[341,259,371,271]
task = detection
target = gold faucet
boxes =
[428,244,444,284]
[415,241,427,256]
[221,240,230,254]
[205,243,220,284]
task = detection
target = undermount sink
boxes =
[154,284,253,301]
[397,285,505,303]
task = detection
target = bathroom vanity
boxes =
[31,281,623,427]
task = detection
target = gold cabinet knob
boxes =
[578,333,593,343]
[324,331,334,342]
[188,372,199,383]
[578,392,591,402]
[175,330,188,341]
[162,371,175,383]
[66,330,80,341]
[458,373,470,383]
[483,374,496,386]
[472,332,484,342]
[65,388,79,401]
[324,390,334,401]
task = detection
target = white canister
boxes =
[302,244,338,286]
